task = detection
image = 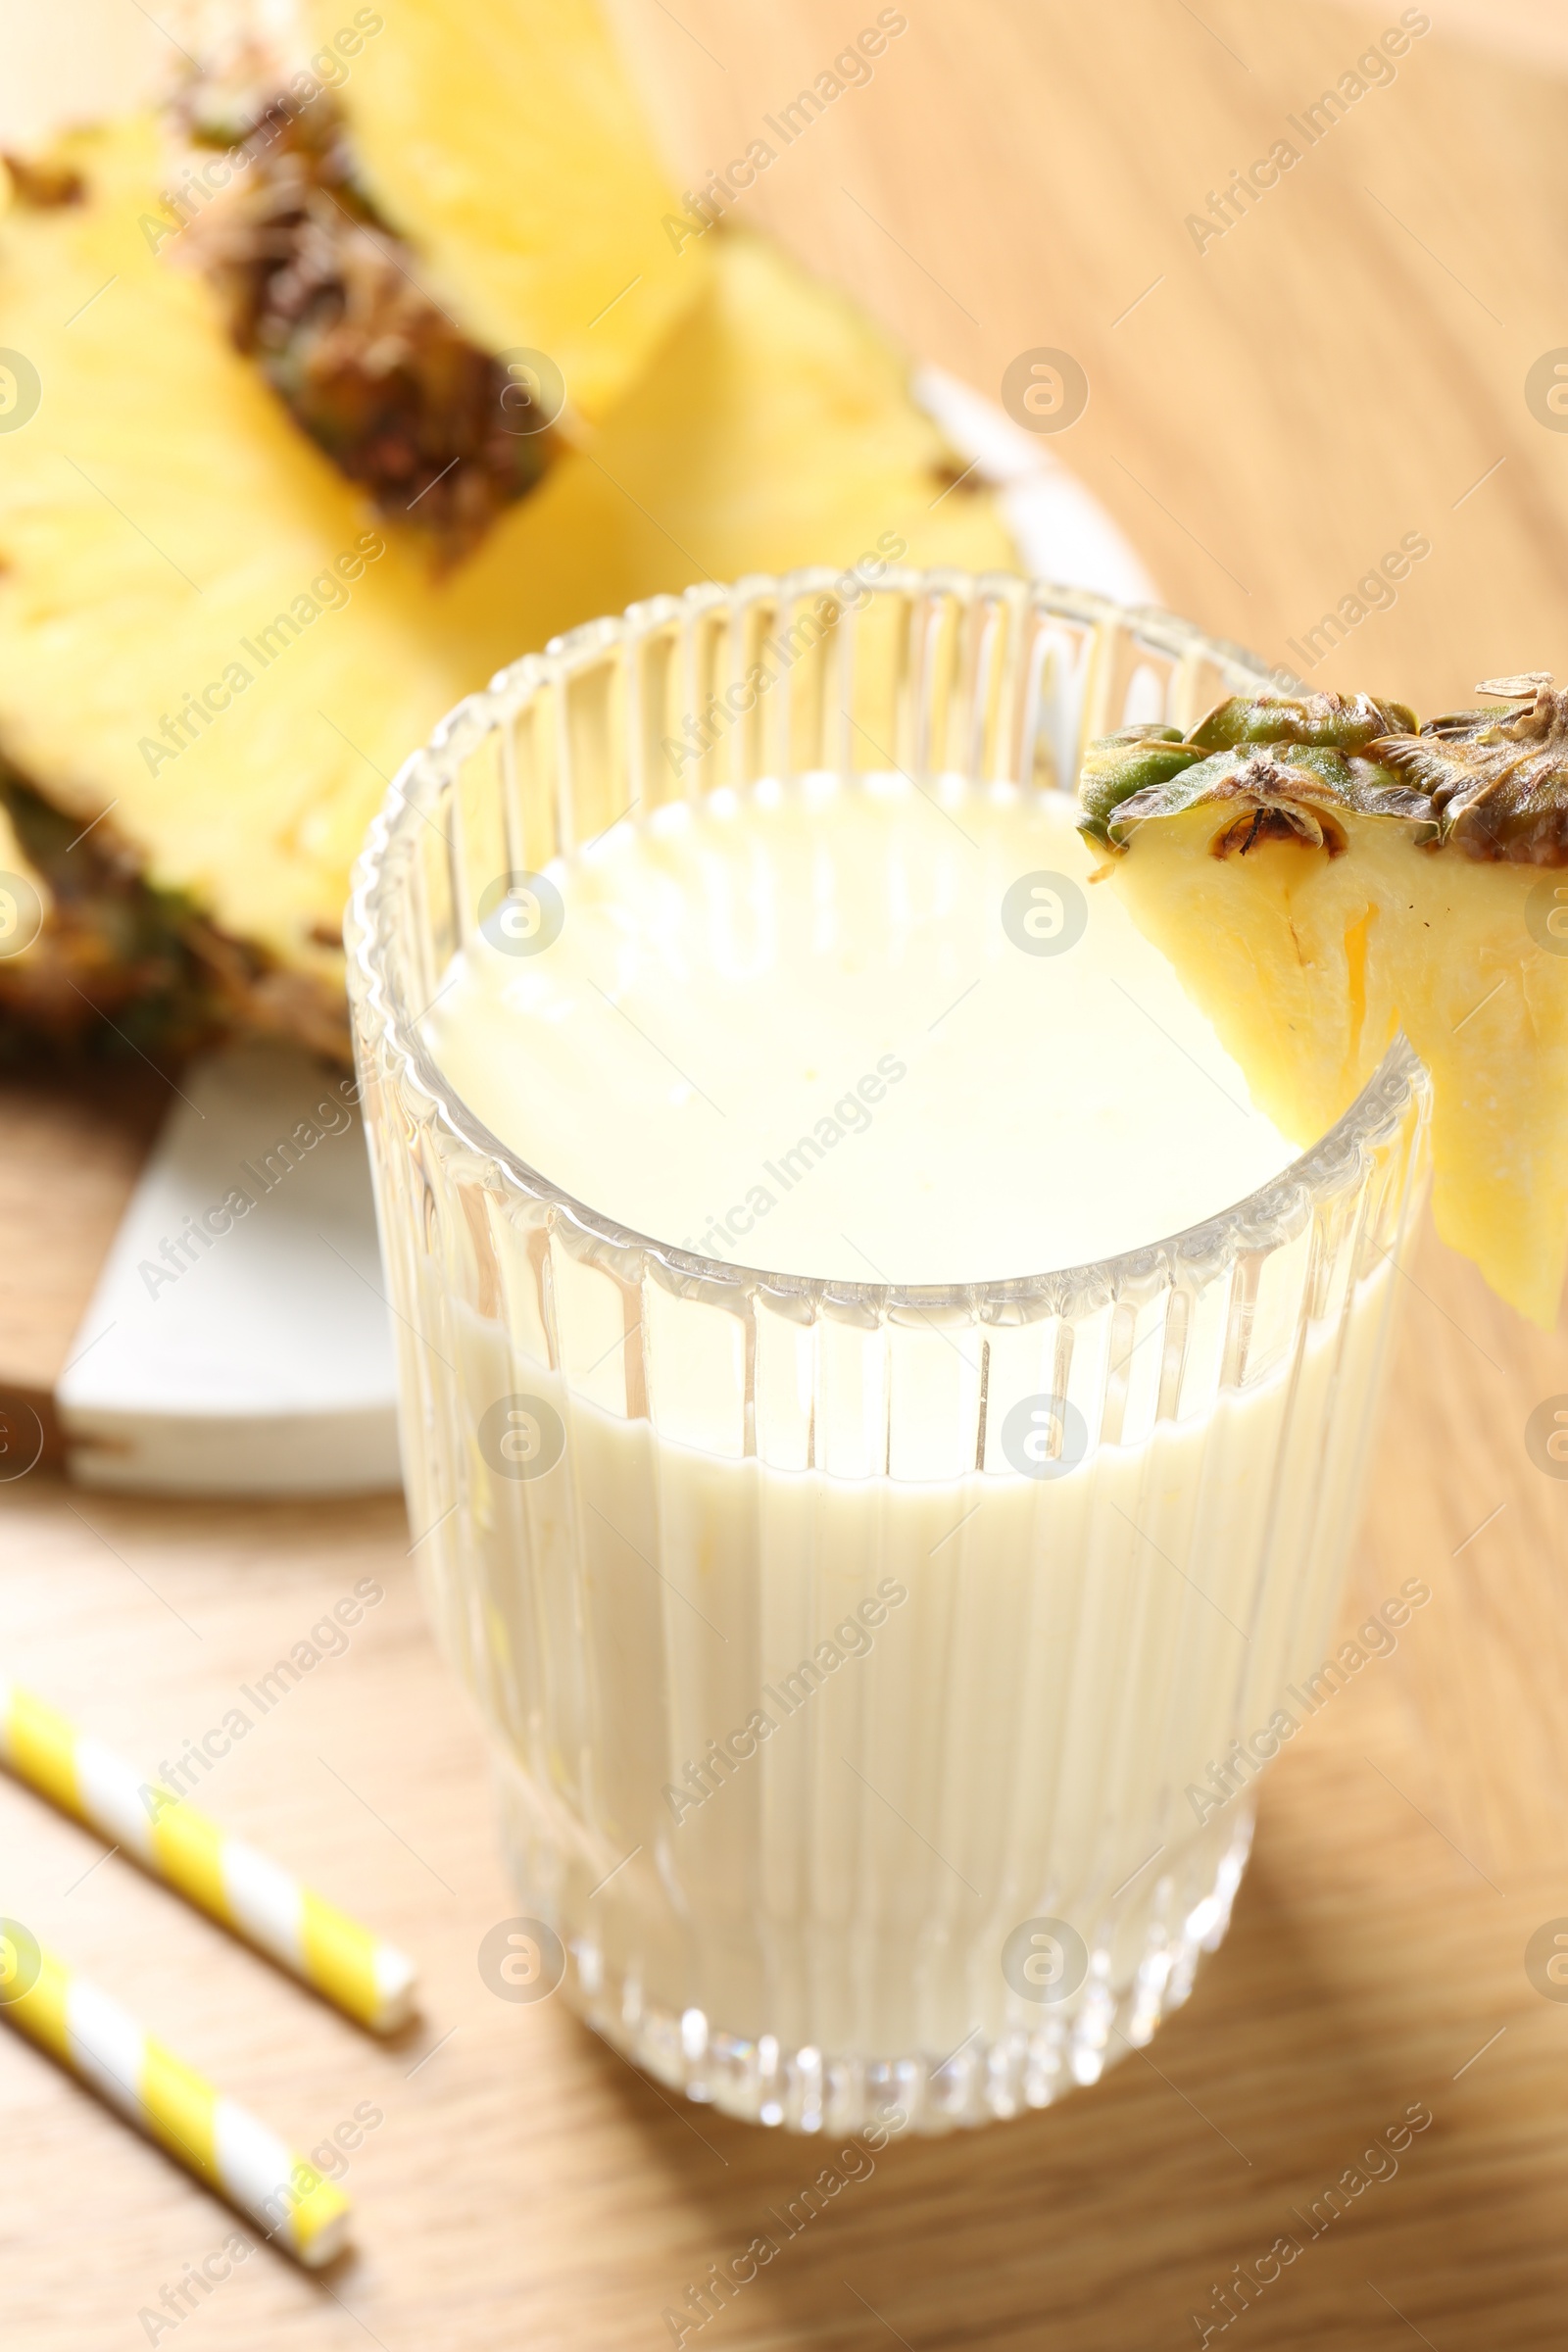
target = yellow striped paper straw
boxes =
[0,1682,416,2034]
[0,1924,351,2266]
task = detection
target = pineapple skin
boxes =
[1106,809,1568,1327]
[0,118,1016,1056]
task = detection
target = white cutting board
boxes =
[57,1045,401,1494]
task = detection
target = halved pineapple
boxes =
[0,116,1015,1056]
[302,0,710,426]
[1079,681,1568,1326]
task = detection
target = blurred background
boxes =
[4,3,1568,2346]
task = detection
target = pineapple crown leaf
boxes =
[1078,724,1207,843]
[1186,689,1416,755]
[1372,670,1568,862]
[1076,690,1428,853]
[1098,745,1435,857]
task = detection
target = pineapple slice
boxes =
[0,116,1014,1054]
[1079,682,1568,1326]
[303,0,710,426]
[173,89,565,564]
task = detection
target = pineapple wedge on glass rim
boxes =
[1077,674,1568,1327]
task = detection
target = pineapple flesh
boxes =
[1078,679,1568,1327]
[0,113,1015,1058]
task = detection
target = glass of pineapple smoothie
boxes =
[346,572,1429,2133]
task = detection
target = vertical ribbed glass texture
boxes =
[347,572,1429,2132]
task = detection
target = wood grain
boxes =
[5,4,1568,2346]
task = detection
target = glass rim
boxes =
[347,568,1425,1313]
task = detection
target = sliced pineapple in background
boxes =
[0,763,272,1058]
[304,0,710,426]
[0,116,1015,1056]
[1079,684,1568,1327]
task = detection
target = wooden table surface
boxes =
[7,4,1568,2345]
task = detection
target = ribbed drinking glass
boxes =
[346,571,1429,2133]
